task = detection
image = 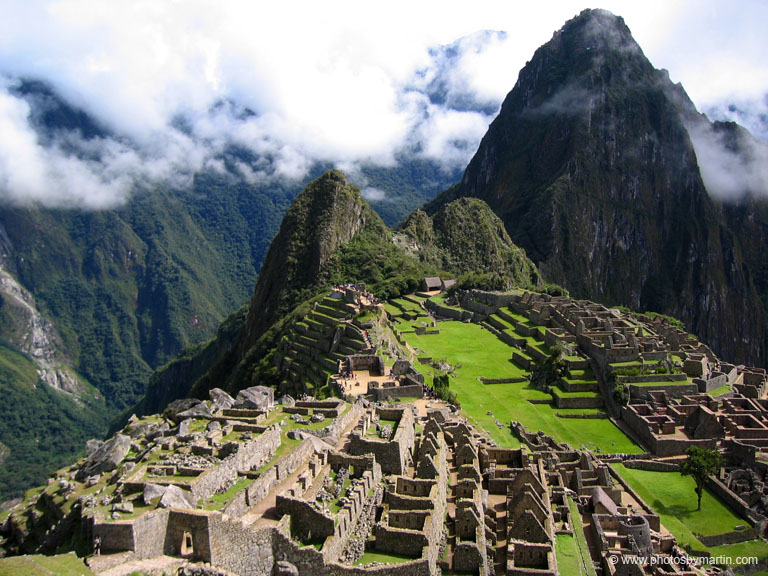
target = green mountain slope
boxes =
[0,345,107,499]
[399,197,540,290]
[135,171,541,415]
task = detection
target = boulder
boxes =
[164,398,203,423]
[206,420,221,433]
[85,439,104,457]
[147,422,170,441]
[143,483,167,506]
[77,434,132,480]
[158,485,196,509]
[178,419,193,437]
[278,394,295,407]
[235,386,274,410]
[125,420,159,439]
[177,402,213,421]
[209,388,236,410]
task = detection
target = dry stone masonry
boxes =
[5,287,768,575]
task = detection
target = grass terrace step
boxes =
[383,303,403,317]
[402,294,425,306]
[310,310,342,327]
[559,378,600,393]
[495,308,519,327]
[305,329,331,347]
[392,298,421,311]
[488,314,514,331]
[322,296,358,312]
[341,334,365,347]
[296,334,330,352]
[316,304,349,319]
[305,316,334,332]
[338,344,357,356]
[318,355,340,372]
[291,341,314,356]
[482,322,501,337]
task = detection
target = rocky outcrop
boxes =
[0,262,81,392]
[210,388,235,411]
[76,434,131,480]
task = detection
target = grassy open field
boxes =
[398,320,641,453]
[355,550,416,565]
[0,553,93,576]
[612,464,768,562]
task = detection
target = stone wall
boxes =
[552,394,604,409]
[349,408,414,474]
[132,509,171,559]
[372,383,423,401]
[277,494,335,541]
[622,460,680,472]
[424,299,473,322]
[165,510,212,560]
[307,402,362,443]
[480,377,527,385]
[245,438,316,509]
[453,534,485,574]
[706,476,765,528]
[271,522,432,576]
[93,521,136,554]
[698,528,760,547]
[628,383,699,401]
[190,426,281,500]
[207,514,274,576]
[620,406,712,456]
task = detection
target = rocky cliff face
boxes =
[437,9,765,364]
[0,263,80,392]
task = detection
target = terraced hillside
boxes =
[380,291,640,453]
[277,293,372,395]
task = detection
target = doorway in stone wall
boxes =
[181,531,194,558]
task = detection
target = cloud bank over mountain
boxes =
[0,0,766,207]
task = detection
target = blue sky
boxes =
[0,0,766,206]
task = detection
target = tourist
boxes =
[93,536,102,556]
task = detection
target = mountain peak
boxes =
[440,10,766,364]
[240,170,369,351]
[564,8,635,47]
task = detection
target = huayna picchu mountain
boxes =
[431,8,767,366]
[134,170,541,416]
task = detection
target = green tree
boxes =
[613,383,629,406]
[431,372,459,407]
[530,347,570,391]
[680,446,725,511]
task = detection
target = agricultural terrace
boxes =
[612,464,768,562]
[396,318,641,453]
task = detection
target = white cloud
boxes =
[0,0,766,207]
[361,187,387,202]
[687,119,768,199]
